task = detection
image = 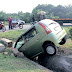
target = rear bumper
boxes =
[56,29,67,44]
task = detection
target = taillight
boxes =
[39,22,51,34]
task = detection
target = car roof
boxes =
[39,19,55,25]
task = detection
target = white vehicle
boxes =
[12,19,25,25]
[18,20,25,25]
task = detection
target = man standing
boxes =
[32,15,35,22]
[8,16,12,30]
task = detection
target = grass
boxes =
[0,27,72,48]
[0,49,45,72]
[0,27,72,72]
[3,21,8,26]
[63,27,70,34]
[0,30,25,42]
[0,30,46,72]
[58,27,72,49]
[59,39,72,49]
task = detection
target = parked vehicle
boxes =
[13,19,67,59]
[18,20,25,25]
[31,21,37,25]
[12,19,25,29]
[12,19,25,25]
[12,23,23,29]
[12,19,24,29]
[0,22,6,32]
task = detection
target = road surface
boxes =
[0,25,32,33]
[63,23,72,27]
[0,23,72,33]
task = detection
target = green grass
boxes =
[0,49,45,72]
[0,27,72,72]
[0,27,72,48]
[58,27,72,49]
[0,30,25,42]
[0,30,46,72]
[59,39,72,49]
[3,21,8,26]
[63,27,70,34]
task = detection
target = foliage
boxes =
[69,27,72,40]
[32,4,72,19]
[0,4,72,22]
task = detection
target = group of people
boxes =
[9,15,45,30]
[32,15,46,23]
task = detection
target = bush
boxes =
[69,27,72,40]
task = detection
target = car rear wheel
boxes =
[59,37,66,45]
[45,44,57,55]
[19,24,23,29]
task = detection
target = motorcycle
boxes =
[0,22,6,32]
[31,21,37,25]
[12,22,23,29]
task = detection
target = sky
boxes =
[0,0,72,13]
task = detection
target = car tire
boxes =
[59,37,66,45]
[44,44,57,56]
[19,24,23,29]
[2,26,6,32]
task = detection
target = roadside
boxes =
[0,24,31,33]
[0,23,72,72]
[0,48,52,72]
[0,23,72,33]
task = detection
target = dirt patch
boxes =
[57,47,72,56]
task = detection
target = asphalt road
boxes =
[63,23,72,27]
[0,25,32,33]
[0,23,72,33]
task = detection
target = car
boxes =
[13,19,67,59]
[12,19,25,25]
[12,19,18,24]
[18,20,25,25]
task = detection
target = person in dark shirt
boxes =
[32,15,35,22]
[8,16,12,30]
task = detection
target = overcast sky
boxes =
[0,0,72,13]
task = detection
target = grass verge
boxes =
[0,49,45,72]
[0,30,25,42]
[0,27,72,72]
[0,30,47,72]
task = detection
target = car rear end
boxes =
[39,19,67,45]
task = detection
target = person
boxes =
[8,16,12,30]
[32,15,35,22]
[42,15,46,19]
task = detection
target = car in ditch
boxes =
[13,19,67,59]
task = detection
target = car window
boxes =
[24,28,38,42]
[17,27,38,45]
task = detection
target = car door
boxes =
[22,26,42,58]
